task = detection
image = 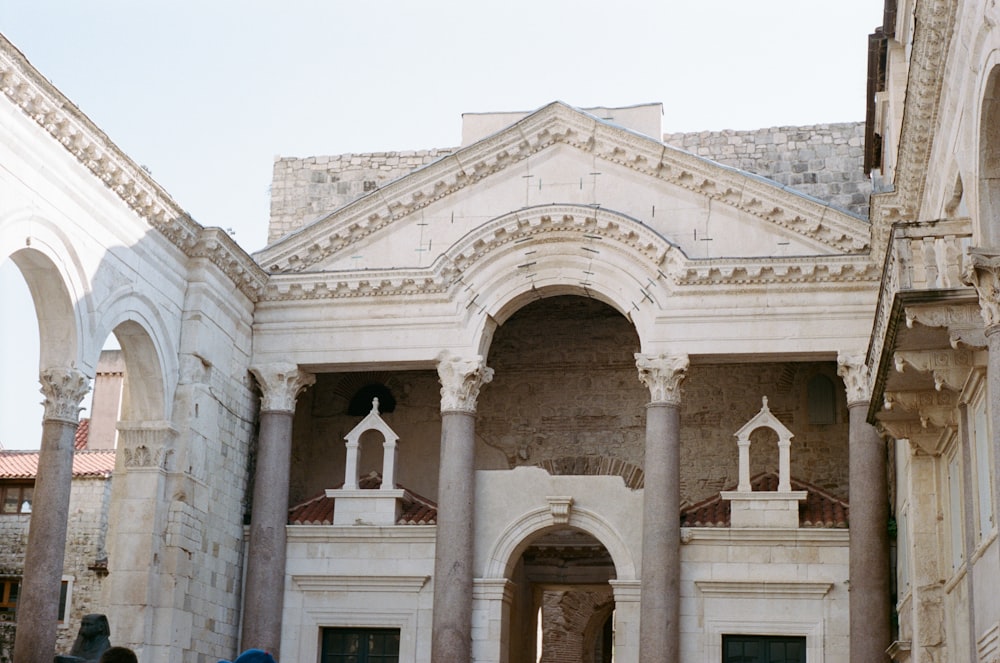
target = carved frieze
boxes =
[39,367,90,424]
[437,353,493,413]
[893,349,977,393]
[250,363,316,413]
[635,353,689,405]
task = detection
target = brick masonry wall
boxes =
[663,122,871,219]
[291,296,850,509]
[267,122,871,244]
[539,589,613,663]
[268,149,455,243]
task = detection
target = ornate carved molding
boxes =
[635,353,689,405]
[904,301,987,349]
[258,205,877,303]
[869,0,958,245]
[880,387,957,454]
[39,367,90,424]
[0,39,267,301]
[437,353,493,413]
[894,349,976,392]
[965,248,1000,331]
[837,353,871,405]
[117,422,177,470]
[250,363,316,413]
[257,102,871,275]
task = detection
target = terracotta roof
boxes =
[0,450,116,479]
[288,473,437,526]
[680,474,849,528]
[74,418,90,450]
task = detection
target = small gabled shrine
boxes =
[326,398,408,525]
[721,396,807,528]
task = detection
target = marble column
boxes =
[635,353,688,663]
[241,363,315,657]
[837,354,891,663]
[14,367,89,663]
[965,251,1000,536]
[431,354,492,663]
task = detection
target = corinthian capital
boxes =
[836,352,871,405]
[437,353,493,413]
[965,248,1000,331]
[250,363,316,413]
[39,367,90,424]
[635,353,689,405]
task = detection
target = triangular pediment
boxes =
[255,102,872,277]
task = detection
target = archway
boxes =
[980,64,1000,246]
[516,527,616,663]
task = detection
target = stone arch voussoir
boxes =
[483,505,636,581]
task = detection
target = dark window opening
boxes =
[723,635,806,663]
[322,627,400,663]
[348,384,396,416]
[0,578,69,623]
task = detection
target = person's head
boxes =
[218,649,276,663]
[99,647,138,663]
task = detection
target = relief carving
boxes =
[250,363,316,413]
[39,367,90,424]
[635,353,689,405]
[437,353,493,413]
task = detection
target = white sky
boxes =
[0,1,885,449]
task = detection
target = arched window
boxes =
[347,383,396,416]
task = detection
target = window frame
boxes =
[0,481,34,515]
[722,634,807,663]
[321,626,401,663]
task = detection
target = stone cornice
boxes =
[258,205,877,303]
[256,102,872,274]
[0,37,267,301]
[869,0,957,246]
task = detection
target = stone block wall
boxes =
[663,122,871,219]
[268,149,455,243]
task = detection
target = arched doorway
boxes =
[515,527,616,663]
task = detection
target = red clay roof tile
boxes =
[680,474,849,528]
[288,473,437,526]
[0,449,116,479]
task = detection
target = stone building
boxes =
[1,0,998,660]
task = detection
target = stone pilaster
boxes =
[431,353,492,663]
[14,368,89,663]
[837,353,891,663]
[241,363,315,657]
[965,251,1000,538]
[635,352,688,663]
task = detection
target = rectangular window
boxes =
[0,482,33,514]
[322,627,400,663]
[723,635,806,663]
[0,578,69,623]
[972,396,994,539]
[947,449,964,569]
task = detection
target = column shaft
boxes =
[241,410,294,656]
[431,410,477,662]
[988,330,1000,539]
[13,417,77,663]
[848,402,891,663]
[639,402,681,663]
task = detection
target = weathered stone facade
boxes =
[664,122,872,219]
